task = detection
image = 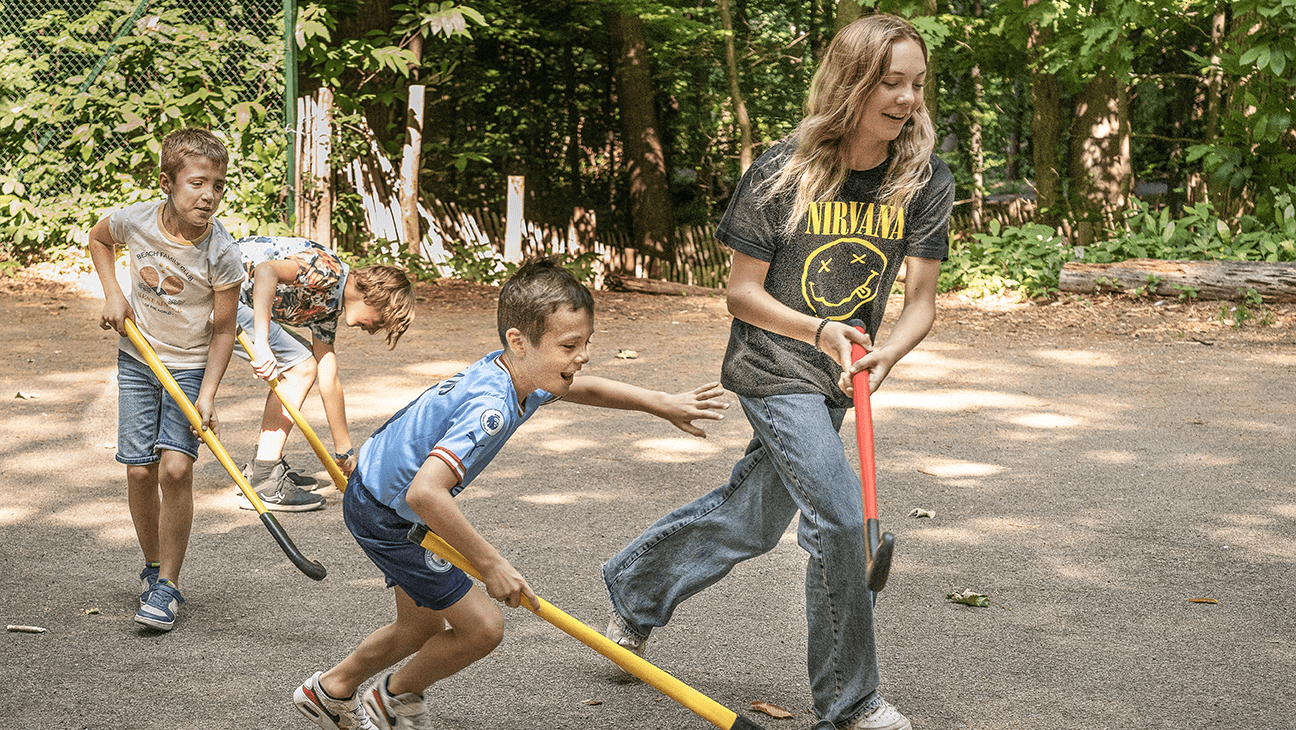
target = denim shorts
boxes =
[233,303,315,372]
[116,350,205,464]
[343,472,474,611]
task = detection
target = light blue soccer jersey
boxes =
[357,350,557,523]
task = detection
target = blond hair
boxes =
[760,13,936,237]
[159,127,228,179]
[351,265,414,349]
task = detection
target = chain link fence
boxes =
[0,0,287,216]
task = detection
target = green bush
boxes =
[941,220,1069,299]
[0,0,289,263]
[943,188,1296,300]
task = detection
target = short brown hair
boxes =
[351,264,414,349]
[496,257,594,347]
[159,127,229,179]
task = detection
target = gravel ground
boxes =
[1,272,1292,730]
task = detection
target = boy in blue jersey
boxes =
[293,257,728,730]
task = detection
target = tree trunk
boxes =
[967,0,985,230]
[718,0,753,174]
[605,11,675,276]
[834,0,863,33]
[1059,259,1296,302]
[399,29,425,254]
[1067,71,1132,246]
[1026,0,1061,225]
[969,62,985,231]
[1191,9,1227,206]
[604,273,723,296]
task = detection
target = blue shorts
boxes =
[116,350,204,464]
[233,303,315,372]
[343,472,474,611]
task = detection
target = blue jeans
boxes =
[603,392,878,727]
[116,350,205,464]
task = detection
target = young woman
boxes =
[601,14,954,730]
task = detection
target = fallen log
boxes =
[1058,259,1296,302]
[604,274,724,297]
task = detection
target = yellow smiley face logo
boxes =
[802,238,887,319]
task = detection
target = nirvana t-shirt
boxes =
[717,140,954,408]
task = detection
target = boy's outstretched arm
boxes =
[405,456,539,610]
[87,217,133,336]
[563,377,729,437]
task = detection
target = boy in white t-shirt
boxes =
[86,127,246,632]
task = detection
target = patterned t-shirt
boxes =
[235,236,349,345]
[716,140,955,408]
[357,351,558,524]
[109,201,246,369]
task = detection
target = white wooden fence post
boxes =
[505,176,524,263]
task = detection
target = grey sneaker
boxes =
[294,671,377,730]
[280,458,329,491]
[362,672,431,730]
[237,470,325,512]
[848,698,911,730]
[243,458,328,492]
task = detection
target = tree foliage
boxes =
[2,0,1294,297]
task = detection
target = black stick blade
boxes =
[260,512,327,581]
[730,715,769,730]
[867,532,895,593]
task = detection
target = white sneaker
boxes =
[848,697,911,730]
[362,671,431,730]
[293,672,377,730]
[604,616,647,655]
[604,616,648,683]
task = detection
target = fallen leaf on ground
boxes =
[616,349,639,359]
[946,589,990,607]
[83,607,100,615]
[909,508,935,519]
[582,699,602,706]
[1188,597,1218,604]
[750,701,794,719]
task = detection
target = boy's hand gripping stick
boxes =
[404,524,767,730]
[123,319,327,581]
[847,319,895,595]
[235,329,348,491]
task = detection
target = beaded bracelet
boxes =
[813,318,830,351]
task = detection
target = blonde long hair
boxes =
[760,14,936,238]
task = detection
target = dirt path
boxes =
[1,272,1292,730]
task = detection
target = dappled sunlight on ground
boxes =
[405,359,474,380]
[517,490,618,506]
[1028,349,1124,367]
[631,437,725,462]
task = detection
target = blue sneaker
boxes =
[135,581,184,631]
[139,562,160,604]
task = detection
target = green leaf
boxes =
[946,589,990,607]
